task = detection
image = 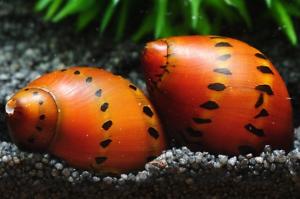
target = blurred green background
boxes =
[34,0,300,45]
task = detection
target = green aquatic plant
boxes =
[35,0,300,45]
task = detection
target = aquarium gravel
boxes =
[0,1,300,198]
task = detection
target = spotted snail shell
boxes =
[142,35,293,156]
[5,66,166,173]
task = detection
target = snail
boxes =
[5,66,166,173]
[142,35,293,156]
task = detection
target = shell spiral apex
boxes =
[6,66,166,173]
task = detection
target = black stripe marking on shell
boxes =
[74,70,80,75]
[100,102,109,112]
[100,139,112,148]
[102,120,112,131]
[60,69,67,72]
[255,85,274,95]
[180,131,203,151]
[86,77,93,83]
[255,53,267,60]
[39,114,45,120]
[95,89,102,97]
[257,66,273,74]
[143,106,154,117]
[129,85,137,90]
[244,123,265,137]
[217,54,231,61]
[255,93,264,108]
[36,126,42,132]
[238,145,256,155]
[215,42,232,47]
[208,83,226,91]
[95,157,107,164]
[200,101,219,110]
[254,109,269,119]
[193,118,212,124]
[148,127,159,139]
[186,127,203,137]
[213,68,232,75]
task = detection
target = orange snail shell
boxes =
[142,35,293,156]
[5,66,166,173]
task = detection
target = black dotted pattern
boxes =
[74,70,80,75]
[39,114,45,120]
[215,42,232,47]
[100,103,109,112]
[254,109,269,119]
[95,157,107,164]
[102,120,112,131]
[255,85,274,95]
[148,127,159,139]
[200,101,219,110]
[95,89,102,97]
[143,106,153,117]
[244,123,265,137]
[257,66,273,74]
[213,68,232,75]
[255,93,264,108]
[255,53,267,60]
[129,85,137,90]
[217,54,231,61]
[186,127,202,137]
[33,91,39,96]
[193,117,212,124]
[39,100,44,105]
[86,77,93,83]
[100,139,112,148]
[60,69,67,72]
[208,83,226,91]
[35,126,42,132]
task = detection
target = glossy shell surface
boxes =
[142,35,293,155]
[6,66,166,173]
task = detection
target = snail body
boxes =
[142,35,293,155]
[6,66,166,173]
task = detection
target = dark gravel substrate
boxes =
[1,1,300,198]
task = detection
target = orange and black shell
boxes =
[142,35,293,156]
[6,66,166,173]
